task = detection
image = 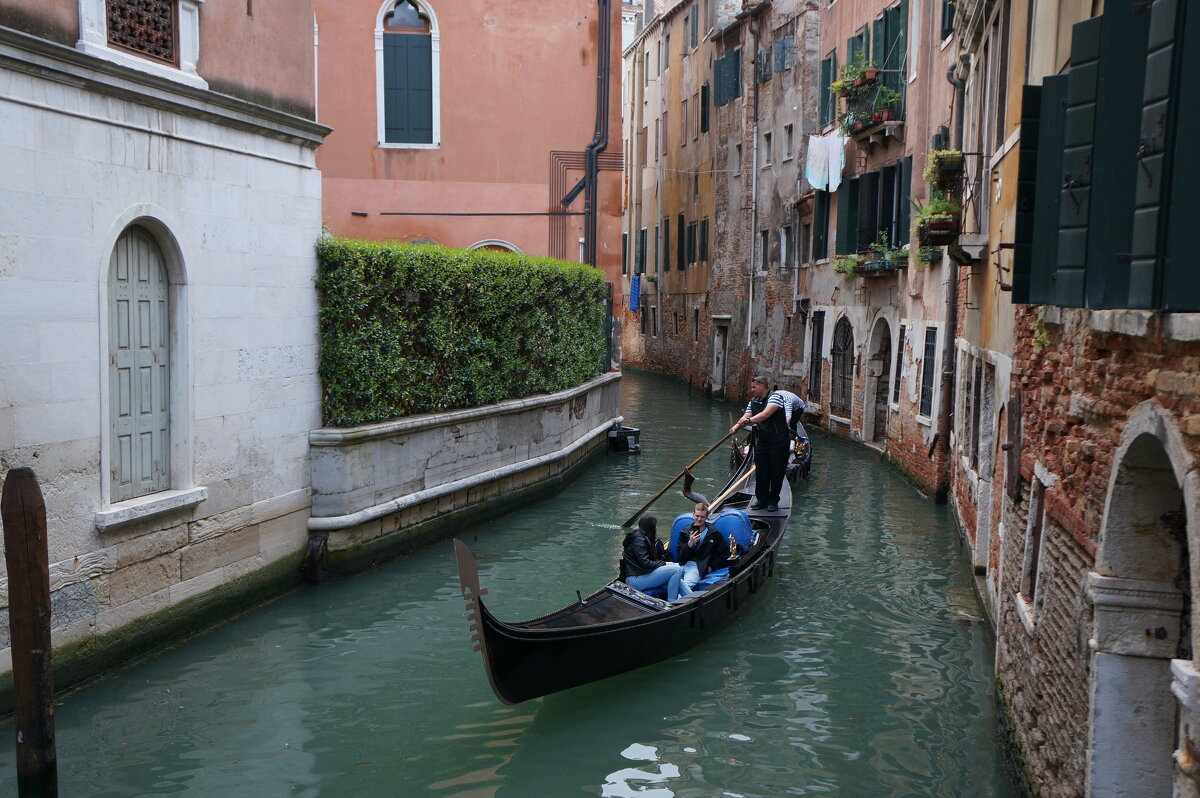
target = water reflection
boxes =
[0,370,1015,796]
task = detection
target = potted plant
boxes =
[918,245,942,263]
[874,85,901,122]
[833,254,864,277]
[859,232,907,273]
[912,196,962,246]
[922,149,965,191]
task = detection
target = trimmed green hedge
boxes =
[315,238,610,427]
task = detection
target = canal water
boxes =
[0,370,1016,796]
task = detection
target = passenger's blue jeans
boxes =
[626,563,690,601]
[680,561,701,592]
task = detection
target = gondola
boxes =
[453,431,801,705]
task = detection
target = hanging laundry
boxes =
[826,134,848,192]
[805,134,828,192]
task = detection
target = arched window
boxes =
[377,0,440,147]
[109,225,171,501]
[830,317,854,418]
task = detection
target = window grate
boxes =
[107,0,177,64]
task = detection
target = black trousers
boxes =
[753,438,789,505]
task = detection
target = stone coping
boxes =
[308,416,621,531]
[309,371,622,446]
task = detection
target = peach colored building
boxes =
[315,0,623,283]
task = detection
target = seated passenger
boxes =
[622,515,690,601]
[677,502,734,592]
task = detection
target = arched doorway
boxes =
[1088,407,1192,797]
[865,318,892,443]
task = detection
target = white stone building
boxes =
[0,0,327,691]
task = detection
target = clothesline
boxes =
[804,132,847,193]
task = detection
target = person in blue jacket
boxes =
[676,501,733,592]
[622,515,689,601]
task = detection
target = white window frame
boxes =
[375,0,442,150]
[77,0,207,89]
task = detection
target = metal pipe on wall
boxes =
[583,0,612,267]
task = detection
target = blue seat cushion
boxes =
[697,567,730,587]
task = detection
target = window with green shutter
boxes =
[677,215,686,270]
[700,83,710,131]
[813,191,830,260]
[835,177,860,255]
[383,1,434,145]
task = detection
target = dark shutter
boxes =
[818,57,833,127]
[700,83,710,131]
[1163,0,1200,310]
[622,232,628,274]
[859,171,880,248]
[384,32,434,144]
[677,215,686,270]
[662,219,670,272]
[1026,75,1067,304]
[714,55,727,107]
[730,48,742,100]
[887,1,907,117]
[940,0,955,40]
[1012,84,1041,303]
[871,18,885,68]
[1005,391,1024,501]
[897,155,912,246]
[699,218,710,262]
[813,191,830,259]
[636,228,646,273]
[687,222,696,265]
[836,178,860,255]
[1085,2,1150,308]
[1054,16,1103,307]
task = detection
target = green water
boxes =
[0,370,1016,796]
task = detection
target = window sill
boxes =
[828,413,851,425]
[76,41,208,90]
[379,142,440,150]
[96,486,208,532]
[916,414,932,427]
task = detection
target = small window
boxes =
[699,219,709,262]
[693,308,700,342]
[700,83,710,132]
[783,124,794,160]
[681,98,688,145]
[763,132,773,165]
[809,311,825,402]
[107,0,178,65]
[1020,480,1047,607]
[892,325,906,403]
[919,327,938,417]
[760,230,769,272]
[801,221,812,264]
[781,225,792,269]
[830,317,854,417]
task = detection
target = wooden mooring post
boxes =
[1,468,58,797]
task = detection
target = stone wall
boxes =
[0,29,327,700]
[308,372,623,572]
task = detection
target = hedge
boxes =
[315,237,610,427]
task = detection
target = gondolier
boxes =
[729,376,791,512]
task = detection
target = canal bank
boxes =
[0,370,1019,795]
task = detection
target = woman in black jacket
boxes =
[622,515,688,601]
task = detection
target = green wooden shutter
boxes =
[677,215,686,270]
[898,155,912,246]
[637,228,646,272]
[1012,84,1041,303]
[818,57,832,127]
[814,191,829,259]
[871,18,885,68]
[1163,0,1200,310]
[622,232,628,274]
[1027,75,1067,304]
[714,56,726,107]
[889,1,907,117]
[1085,2,1150,308]
[836,178,860,255]
[384,32,433,144]
[730,49,742,100]
[859,171,880,247]
[700,83,710,131]
[1054,17,1102,307]
[700,218,709,262]
[662,219,670,273]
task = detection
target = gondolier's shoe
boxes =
[767,503,778,513]
[749,499,765,510]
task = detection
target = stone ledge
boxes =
[309,371,622,446]
[95,487,208,532]
[1089,309,1153,338]
[1165,313,1200,342]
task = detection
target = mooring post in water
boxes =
[1,468,59,798]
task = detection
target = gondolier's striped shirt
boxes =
[745,390,805,423]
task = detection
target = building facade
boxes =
[0,0,327,689]
[960,0,1200,795]
[314,0,623,285]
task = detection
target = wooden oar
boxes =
[710,465,755,512]
[621,430,737,528]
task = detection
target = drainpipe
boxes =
[934,56,968,501]
[746,21,761,359]
[583,0,612,267]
